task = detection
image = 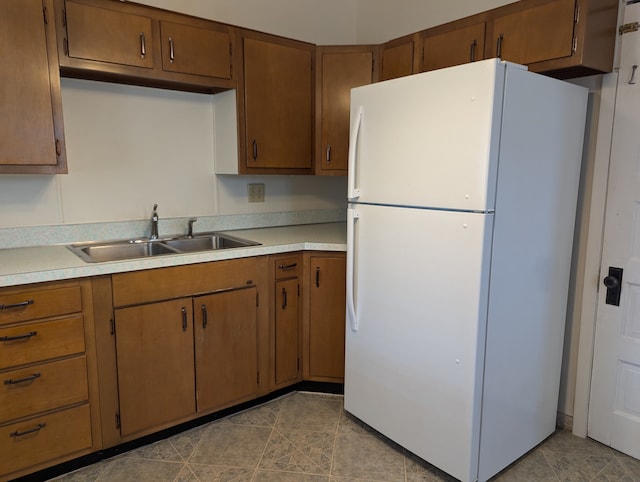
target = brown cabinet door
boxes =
[318,49,374,174]
[308,255,346,381]
[64,0,154,68]
[275,278,300,385]
[487,0,576,65]
[422,22,486,72]
[0,0,62,170]
[194,287,258,412]
[160,21,231,79]
[115,299,195,437]
[243,36,313,171]
[380,38,416,81]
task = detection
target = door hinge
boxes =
[62,7,67,27]
[63,37,69,56]
[619,22,640,35]
[574,4,580,23]
[42,5,49,25]
[115,412,121,429]
[572,36,578,53]
[110,318,116,335]
[55,138,62,157]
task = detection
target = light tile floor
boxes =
[51,392,640,481]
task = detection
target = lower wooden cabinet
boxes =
[0,279,100,481]
[194,287,259,412]
[303,252,346,382]
[270,255,302,389]
[104,258,268,443]
[114,299,196,437]
[5,251,348,478]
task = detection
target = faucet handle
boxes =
[187,217,198,238]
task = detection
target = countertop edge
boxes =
[0,223,347,288]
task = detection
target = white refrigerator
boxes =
[344,59,588,482]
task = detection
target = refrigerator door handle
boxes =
[347,106,363,200]
[347,208,360,331]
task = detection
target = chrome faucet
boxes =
[150,203,159,239]
[187,217,198,238]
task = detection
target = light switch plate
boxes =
[247,183,265,202]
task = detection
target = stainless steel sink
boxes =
[67,233,260,263]
[162,234,258,252]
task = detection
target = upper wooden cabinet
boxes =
[55,0,235,93]
[159,21,232,79]
[485,0,618,77]
[421,20,486,72]
[486,0,576,65]
[63,0,154,69]
[0,0,67,174]
[380,33,420,81]
[315,46,377,175]
[239,31,314,174]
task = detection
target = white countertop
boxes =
[0,222,346,288]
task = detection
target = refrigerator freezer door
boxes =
[348,59,508,212]
[344,203,494,482]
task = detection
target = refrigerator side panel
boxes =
[477,68,588,480]
[344,203,494,482]
[348,59,506,212]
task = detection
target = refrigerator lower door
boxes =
[345,203,494,482]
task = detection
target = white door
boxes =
[588,3,640,460]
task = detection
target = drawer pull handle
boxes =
[278,263,297,271]
[169,37,175,63]
[0,331,37,342]
[10,423,46,438]
[0,299,34,310]
[4,373,41,385]
[201,304,208,329]
[140,32,146,58]
[181,307,188,332]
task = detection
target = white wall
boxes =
[132,0,359,44]
[354,0,517,44]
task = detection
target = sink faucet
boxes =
[187,217,198,238]
[150,204,159,239]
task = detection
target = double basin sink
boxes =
[67,232,260,263]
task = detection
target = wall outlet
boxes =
[247,183,265,203]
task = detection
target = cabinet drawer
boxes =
[274,256,301,279]
[0,316,85,370]
[0,356,88,424]
[0,404,92,477]
[0,285,82,326]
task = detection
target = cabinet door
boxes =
[0,0,65,172]
[115,299,195,437]
[243,36,313,172]
[308,255,346,381]
[487,0,576,65]
[318,49,374,174]
[160,21,231,79]
[194,287,258,412]
[422,22,486,72]
[275,278,300,385]
[64,0,154,68]
[380,37,416,81]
